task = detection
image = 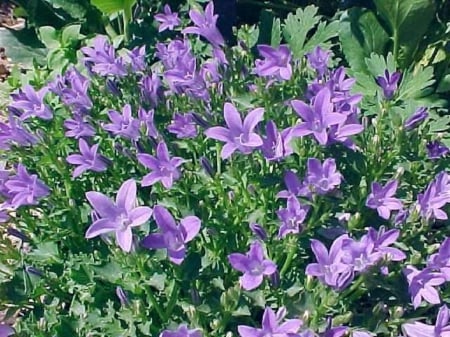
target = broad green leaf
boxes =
[397,66,435,101]
[257,10,275,46]
[372,0,436,67]
[339,9,390,73]
[61,24,82,46]
[91,0,136,16]
[303,20,339,53]
[38,26,60,49]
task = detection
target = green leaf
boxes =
[148,273,166,291]
[61,24,82,46]
[91,0,136,16]
[372,0,436,67]
[43,0,88,19]
[303,20,339,53]
[271,18,282,47]
[29,242,61,263]
[396,66,435,101]
[339,8,390,73]
[38,26,60,49]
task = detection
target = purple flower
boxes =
[66,138,109,178]
[277,170,304,199]
[402,305,450,337]
[116,286,129,306]
[156,39,192,70]
[0,115,38,149]
[60,67,93,114]
[85,179,153,252]
[365,180,402,220]
[341,236,381,273]
[228,241,277,290]
[306,46,331,78]
[140,73,162,108]
[137,142,186,189]
[376,70,402,100]
[404,107,428,131]
[167,113,198,139]
[254,44,292,80]
[304,158,342,195]
[9,85,52,120]
[155,4,181,32]
[260,121,293,161]
[237,307,302,337]
[141,205,201,265]
[64,114,96,139]
[182,2,225,47]
[277,196,309,238]
[427,141,450,159]
[103,104,140,140]
[205,103,264,159]
[366,227,406,262]
[417,172,450,221]
[305,235,354,290]
[0,324,14,336]
[138,108,159,138]
[160,324,202,337]
[291,87,346,145]
[81,35,126,77]
[4,164,50,209]
[126,46,146,72]
[403,266,446,309]
[199,156,215,177]
[428,238,450,281]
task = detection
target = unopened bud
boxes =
[249,223,267,241]
[270,270,280,288]
[116,286,129,307]
[200,156,215,178]
[7,227,29,242]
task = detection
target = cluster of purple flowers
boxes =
[416,171,450,221]
[306,227,405,290]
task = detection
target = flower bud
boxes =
[106,79,121,96]
[116,286,129,307]
[269,270,280,288]
[200,156,215,178]
[249,223,267,241]
[7,227,29,242]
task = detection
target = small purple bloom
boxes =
[228,241,277,290]
[0,115,39,149]
[126,46,146,72]
[66,138,109,178]
[417,171,450,221]
[277,196,309,238]
[85,179,153,252]
[182,2,225,47]
[137,142,186,189]
[155,4,181,32]
[4,164,50,209]
[427,141,450,159]
[306,46,331,78]
[167,113,198,139]
[60,67,93,114]
[404,107,428,131]
[402,305,450,337]
[103,104,141,140]
[0,324,14,336]
[367,227,406,262]
[428,238,450,281]
[199,156,215,177]
[237,306,303,337]
[140,73,162,108]
[394,209,409,225]
[250,223,267,241]
[205,103,264,159]
[138,108,159,138]
[291,87,346,145]
[366,179,403,220]
[304,158,342,195]
[10,85,52,120]
[376,70,402,100]
[260,120,293,161]
[64,114,96,139]
[254,44,292,80]
[141,205,201,265]
[403,266,446,309]
[277,170,304,199]
[160,324,202,337]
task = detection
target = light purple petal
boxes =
[85,218,118,238]
[180,216,201,242]
[116,179,136,211]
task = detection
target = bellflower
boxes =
[306,46,331,78]
[228,241,277,290]
[277,196,309,238]
[137,142,186,189]
[4,164,50,209]
[182,2,225,47]
[81,35,127,77]
[404,107,428,131]
[341,236,382,273]
[140,73,162,108]
[60,67,92,114]
[237,306,302,337]
[365,179,403,220]
[138,108,159,138]
[260,120,293,161]
[126,46,146,72]
[10,85,52,120]
[85,179,153,252]
[367,227,406,262]
[103,104,141,140]
[426,141,450,159]
[305,235,354,290]
[428,238,450,281]
[155,39,192,70]
[64,114,96,139]
[403,266,446,308]
[277,170,304,199]
[167,113,198,139]
[141,205,201,264]
[402,305,450,337]
[66,138,109,178]
[376,70,401,100]
[304,158,342,195]
[160,324,202,337]
[250,223,267,241]
[205,103,264,159]
[0,115,39,149]
[254,44,292,80]
[417,172,450,221]
[155,4,181,32]
[291,87,346,145]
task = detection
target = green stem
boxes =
[280,236,297,277]
[145,285,167,322]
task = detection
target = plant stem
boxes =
[280,236,296,277]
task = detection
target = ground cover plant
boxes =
[0,1,450,336]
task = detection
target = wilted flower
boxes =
[141,205,201,264]
[237,306,302,337]
[376,70,401,100]
[85,179,153,252]
[205,103,264,159]
[404,107,428,131]
[66,138,109,178]
[249,223,267,241]
[160,324,202,337]
[137,142,186,189]
[254,44,292,80]
[155,4,181,32]
[366,179,403,220]
[228,241,277,290]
